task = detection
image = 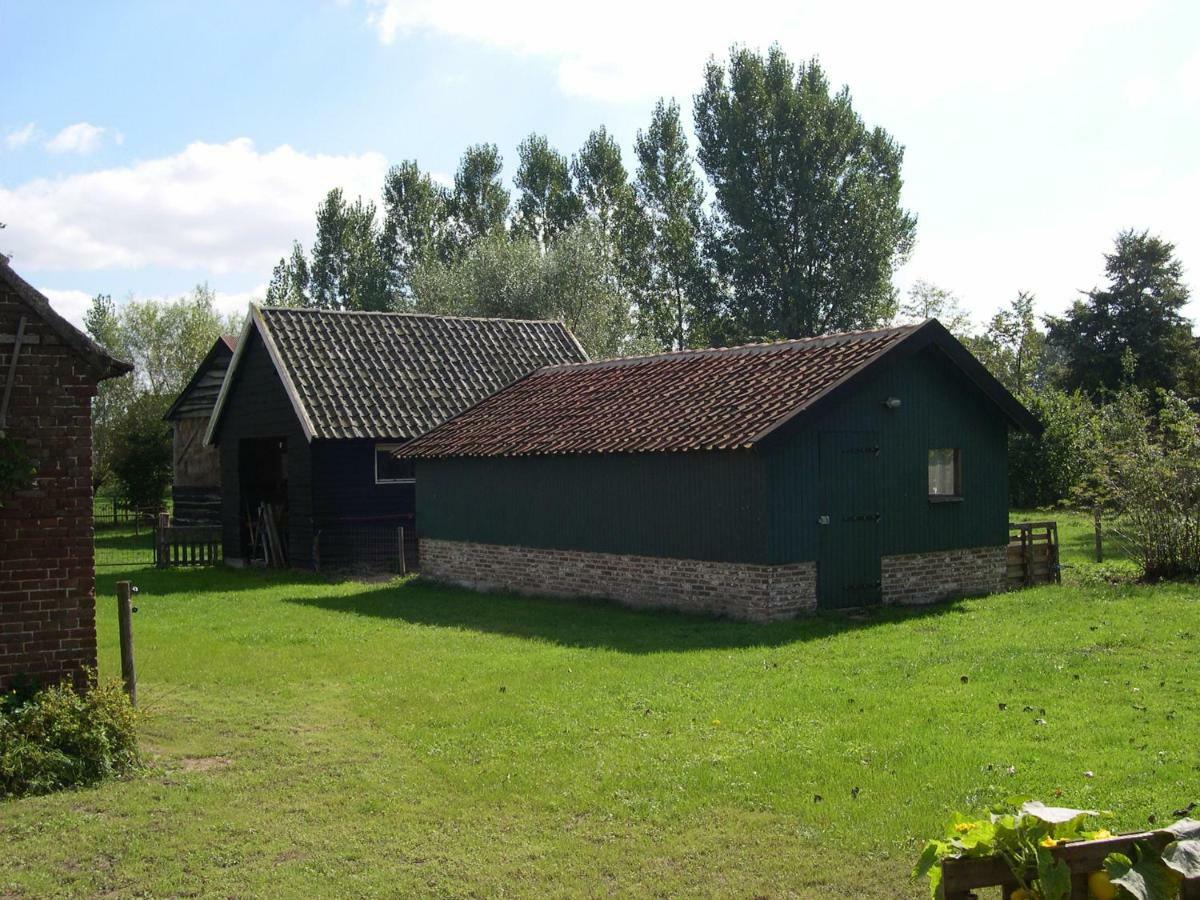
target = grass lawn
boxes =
[3,515,1198,897]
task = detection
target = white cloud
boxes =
[1123,74,1162,110]
[1,138,388,274]
[5,122,39,149]
[45,122,113,154]
[40,284,267,330]
[359,0,1149,103]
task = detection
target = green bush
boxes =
[0,678,141,799]
[1008,388,1093,508]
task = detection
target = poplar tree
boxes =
[633,99,710,350]
[694,47,916,339]
[513,134,580,249]
[449,144,509,246]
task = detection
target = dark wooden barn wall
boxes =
[213,330,314,566]
[310,439,415,528]
[763,346,1010,564]
[416,450,769,563]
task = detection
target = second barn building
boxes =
[204,306,585,568]
[401,320,1040,619]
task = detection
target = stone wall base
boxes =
[419,539,816,622]
[881,546,1006,606]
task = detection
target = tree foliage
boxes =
[513,134,580,249]
[631,99,711,350]
[1007,388,1092,509]
[969,291,1046,394]
[380,161,452,300]
[109,392,173,510]
[694,47,916,341]
[410,224,641,359]
[450,143,510,246]
[84,287,235,497]
[1077,386,1200,581]
[1046,230,1198,398]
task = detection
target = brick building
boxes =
[402,321,1040,620]
[0,260,131,691]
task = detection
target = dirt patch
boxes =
[179,756,233,773]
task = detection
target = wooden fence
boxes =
[942,829,1200,898]
[1007,520,1060,589]
[155,513,221,568]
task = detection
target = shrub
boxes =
[1079,387,1200,581]
[1007,388,1093,508]
[0,678,141,799]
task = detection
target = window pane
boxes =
[928,448,959,496]
[376,445,414,483]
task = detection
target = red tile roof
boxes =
[401,323,928,459]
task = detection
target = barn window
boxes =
[928,448,961,499]
[375,444,414,484]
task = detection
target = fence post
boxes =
[313,531,320,572]
[1093,506,1103,563]
[116,581,136,706]
[398,526,406,576]
[156,511,170,568]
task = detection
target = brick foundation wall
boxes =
[420,538,817,622]
[1,289,100,691]
[881,546,1006,606]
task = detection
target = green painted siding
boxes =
[416,450,770,563]
[764,347,1009,564]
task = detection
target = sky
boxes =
[2,0,1198,330]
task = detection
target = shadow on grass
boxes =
[283,577,972,654]
[94,563,325,599]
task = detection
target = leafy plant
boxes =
[915,801,1200,900]
[0,677,141,798]
[0,433,36,506]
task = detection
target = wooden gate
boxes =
[1007,520,1060,588]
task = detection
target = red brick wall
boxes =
[1,286,100,691]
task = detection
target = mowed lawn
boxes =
[3,515,1197,898]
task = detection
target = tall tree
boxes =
[694,47,916,340]
[308,189,389,311]
[513,134,581,249]
[450,144,509,246]
[380,161,452,301]
[572,127,636,246]
[632,99,710,350]
[896,280,973,338]
[264,240,311,307]
[310,189,349,310]
[1046,230,1198,397]
[970,291,1046,394]
[340,198,390,311]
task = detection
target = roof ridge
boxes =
[257,305,570,328]
[540,322,928,373]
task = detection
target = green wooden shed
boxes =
[400,320,1040,620]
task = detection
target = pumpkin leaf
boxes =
[1106,846,1182,900]
[1019,801,1098,824]
[1162,818,1200,842]
[1035,846,1072,900]
[1162,839,1200,879]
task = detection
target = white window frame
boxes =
[374,443,415,485]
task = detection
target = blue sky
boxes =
[2,0,1198,328]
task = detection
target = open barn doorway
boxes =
[239,436,288,563]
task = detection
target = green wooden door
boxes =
[818,431,883,609]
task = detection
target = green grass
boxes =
[3,516,1197,897]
